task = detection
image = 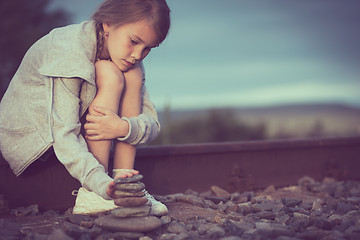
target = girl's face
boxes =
[102,20,159,72]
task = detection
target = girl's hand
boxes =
[106,169,140,198]
[106,181,116,199]
[84,106,129,140]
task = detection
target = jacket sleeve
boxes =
[116,85,161,145]
[51,77,113,200]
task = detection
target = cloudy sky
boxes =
[50,0,360,110]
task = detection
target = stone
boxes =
[114,189,146,198]
[299,201,313,211]
[312,198,324,211]
[276,237,301,240]
[237,202,252,215]
[94,215,162,232]
[67,214,95,229]
[111,205,150,218]
[281,198,303,207]
[159,233,178,240]
[114,197,148,207]
[335,201,356,214]
[225,201,238,213]
[176,232,191,240]
[346,197,360,204]
[96,232,144,240]
[0,219,22,240]
[227,212,243,221]
[230,192,244,202]
[275,212,290,225]
[252,199,276,212]
[114,174,143,184]
[184,189,199,196]
[197,224,211,235]
[167,221,187,234]
[224,219,255,237]
[289,212,310,230]
[328,214,343,226]
[219,236,242,240]
[115,182,146,192]
[297,176,316,188]
[47,229,73,240]
[139,237,154,240]
[13,204,39,217]
[263,185,276,193]
[207,225,225,239]
[160,215,172,225]
[211,185,231,199]
[110,232,145,239]
[61,221,96,239]
[176,194,204,207]
[295,227,329,240]
[205,195,228,204]
[254,211,276,220]
[345,226,360,239]
[313,216,333,230]
[255,222,294,238]
[204,199,218,210]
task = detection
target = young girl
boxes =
[0,0,170,215]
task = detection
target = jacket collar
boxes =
[38,21,97,85]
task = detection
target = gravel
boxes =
[1,176,360,240]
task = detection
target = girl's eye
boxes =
[130,39,138,45]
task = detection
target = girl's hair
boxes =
[92,0,170,60]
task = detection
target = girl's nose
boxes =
[131,48,142,61]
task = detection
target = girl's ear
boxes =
[102,23,111,33]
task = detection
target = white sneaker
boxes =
[72,187,117,215]
[145,191,168,216]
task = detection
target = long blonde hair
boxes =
[92,0,171,60]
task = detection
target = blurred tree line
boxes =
[149,106,336,145]
[0,0,70,98]
[151,108,267,145]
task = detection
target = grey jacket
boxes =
[0,21,160,199]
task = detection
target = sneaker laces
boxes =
[144,190,158,206]
[144,190,168,216]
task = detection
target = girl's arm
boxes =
[117,85,161,145]
[51,77,113,200]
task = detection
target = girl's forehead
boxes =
[120,20,160,46]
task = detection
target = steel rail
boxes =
[1,136,360,210]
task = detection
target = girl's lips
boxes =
[123,60,133,67]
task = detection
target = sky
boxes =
[50,0,360,111]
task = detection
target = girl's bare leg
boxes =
[86,60,124,171]
[112,69,143,179]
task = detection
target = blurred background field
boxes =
[153,104,360,145]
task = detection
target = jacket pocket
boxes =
[0,125,48,174]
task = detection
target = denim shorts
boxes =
[21,146,56,176]
[38,147,56,162]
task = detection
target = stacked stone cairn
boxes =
[94,174,162,233]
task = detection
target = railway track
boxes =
[1,136,360,211]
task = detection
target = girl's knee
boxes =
[95,60,125,91]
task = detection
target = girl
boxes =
[0,0,170,215]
